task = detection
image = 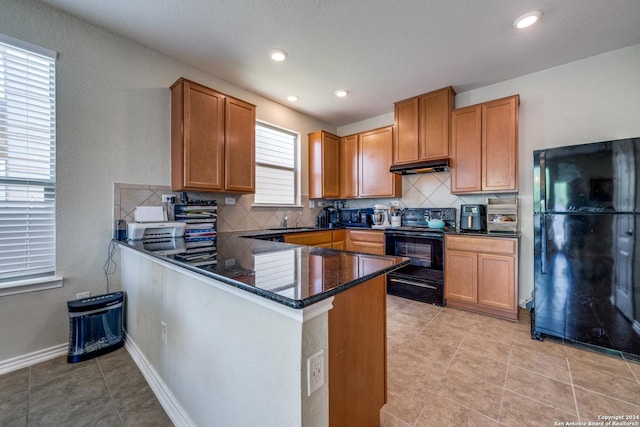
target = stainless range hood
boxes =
[389,158,450,175]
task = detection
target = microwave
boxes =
[338,208,372,228]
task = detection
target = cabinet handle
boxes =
[389,278,438,290]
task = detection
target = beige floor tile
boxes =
[430,310,477,332]
[435,367,504,419]
[628,359,640,383]
[473,312,519,330]
[509,346,571,384]
[406,333,459,366]
[29,355,98,387]
[442,306,480,322]
[0,369,28,426]
[570,363,640,406]
[415,392,498,427]
[448,349,508,387]
[511,330,568,358]
[384,377,431,426]
[422,323,468,347]
[380,409,413,427]
[505,365,577,415]
[499,390,579,427]
[574,387,640,422]
[388,311,430,335]
[398,300,442,322]
[460,333,511,364]
[467,322,514,345]
[565,345,635,379]
[388,348,447,392]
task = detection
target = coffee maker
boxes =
[316,206,339,228]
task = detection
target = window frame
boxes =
[0,33,61,295]
[253,120,301,207]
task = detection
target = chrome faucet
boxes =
[294,211,302,228]
[283,211,291,229]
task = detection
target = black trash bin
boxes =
[67,291,124,363]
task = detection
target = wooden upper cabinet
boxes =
[224,96,256,192]
[309,130,340,199]
[482,96,519,192]
[340,134,359,198]
[171,77,256,193]
[450,95,519,194]
[171,78,224,191]
[359,126,401,198]
[393,86,455,165]
[450,104,482,193]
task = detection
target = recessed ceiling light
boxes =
[287,95,298,102]
[270,49,288,62]
[335,89,349,97]
[513,11,542,29]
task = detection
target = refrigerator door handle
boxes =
[540,215,547,274]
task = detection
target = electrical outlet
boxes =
[316,200,326,207]
[76,291,90,299]
[390,201,399,207]
[161,321,167,345]
[308,200,315,208]
[225,197,236,205]
[307,350,324,396]
[161,194,175,203]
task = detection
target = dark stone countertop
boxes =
[121,231,409,309]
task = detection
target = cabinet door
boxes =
[420,86,454,160]
[393,97,420,165]
[359,127,400,198]
[477,253,516,311]
[309,131,340,199]
[482,96,518,192]
[171,79,224,191]
[332,230,346,250]
[450,105,482,193]
[284,231,333,246]
[224,96,256,193]
[444,250,477,303]
[340,134,359,198]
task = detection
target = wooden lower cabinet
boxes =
[283,230,345,249]
[345,229,385,255]
[444,234,518,320]
[329,273,386,427]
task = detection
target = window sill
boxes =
[251,204,305,209]
[0,276,64,297]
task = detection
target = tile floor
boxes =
[2,296,640,426]
[382,295,640,426]
[0,346,171,426]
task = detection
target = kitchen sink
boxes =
[265,227,318,232]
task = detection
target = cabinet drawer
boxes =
[446,235,516,255]
[347,230,385,243]
[284,231,333,246]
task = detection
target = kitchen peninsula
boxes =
[119,231,409,427]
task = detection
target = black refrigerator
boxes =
[533,137,640,361]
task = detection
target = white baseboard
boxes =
[125,337,196,427]
[0,343,67,375]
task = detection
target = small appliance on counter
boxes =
[372,204,391,229]
[460,204,487,231]
[316,206,339,228]
[338,208,372,228]
[127,206,186,240]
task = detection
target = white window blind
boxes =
[254,122,298,205]
[0,34,57,283]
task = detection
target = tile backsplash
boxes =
[114,173,514,232]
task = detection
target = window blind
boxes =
[0,34,56,283]
[254,122,298,205]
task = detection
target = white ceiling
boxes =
[40,0,640,127]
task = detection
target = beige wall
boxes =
[0,0,331,362]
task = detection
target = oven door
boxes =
[385,230,445,305]
[385,231,443,270]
